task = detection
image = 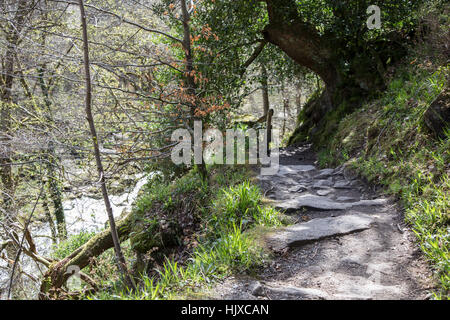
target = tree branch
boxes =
[49,0,183,44]
[240,40,267,77]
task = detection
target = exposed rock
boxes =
[317,189,333,196]
[269,190,295,200]
[423,90,450,139]
[277,165,316,176]
[288,185,308,193]
[314,168,335,179]
[333,294,372,300]
[266,214,374,251]
[357,199,388,206]
[333,165,345,175]
[336,196,359,202]
[249,281,264,296]
[261,285,328,300]
[334,180,353,189]
[312,178,334,188]
[275,195,388,212]
[275,195,350,211]
[212,144,433,301]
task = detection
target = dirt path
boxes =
[210,144,434,300]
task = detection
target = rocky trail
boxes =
[210,144,434,300]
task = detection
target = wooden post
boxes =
[266,109,274,156]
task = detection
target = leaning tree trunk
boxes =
[261,0,372,143]
[262,0,340,112]
[261,0,391,144]
[77,0,135,291]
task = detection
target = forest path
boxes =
[210,144,433,300]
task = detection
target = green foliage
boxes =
[198,0,436,104]
[209,181,260,234]
[204,180,282,242]
[94,223,265,300]
[92,166,281,300]
[192,0,309,108]
[311,48,449,298]
[193,221,264,274]
[129,169,210,253]
[51,231,95,260]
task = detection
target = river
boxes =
[0,173,150,299]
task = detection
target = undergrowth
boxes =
[312,48,449,298]
[85,165,282,300]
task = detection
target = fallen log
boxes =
[38,188,188,299]
[39,213,133,299]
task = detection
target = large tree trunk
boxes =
[261,0,366,143]
[263,0,341,92]
[261,0,342,143]
[261,65,270,116]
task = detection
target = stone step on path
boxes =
[256,162,398,299]
[250,281,329,300]
[259,163,372,204]
[258,163,386,253]
[274,195,388,212]
[277,165,316,175]
[266,213,375,252]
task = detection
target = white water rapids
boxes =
[0,173,150,299]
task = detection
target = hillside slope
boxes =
[288,16,449,298]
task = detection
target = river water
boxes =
[0,173,150,299]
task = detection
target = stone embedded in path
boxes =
[312,179,334,188]
[249,281,265,296]
[314,168,335,179]
[288,185,308,193]
[266,213,374,251]
[357,199,389,206]
[333,294,373,300]
[264,285,328,300]
[251,282,328,300]
[277,165,316,176]
[317,189,333,196]
[334,180,353,189]
[275,195,388,212]
[275,195,349,211]
[336,196,359,202]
